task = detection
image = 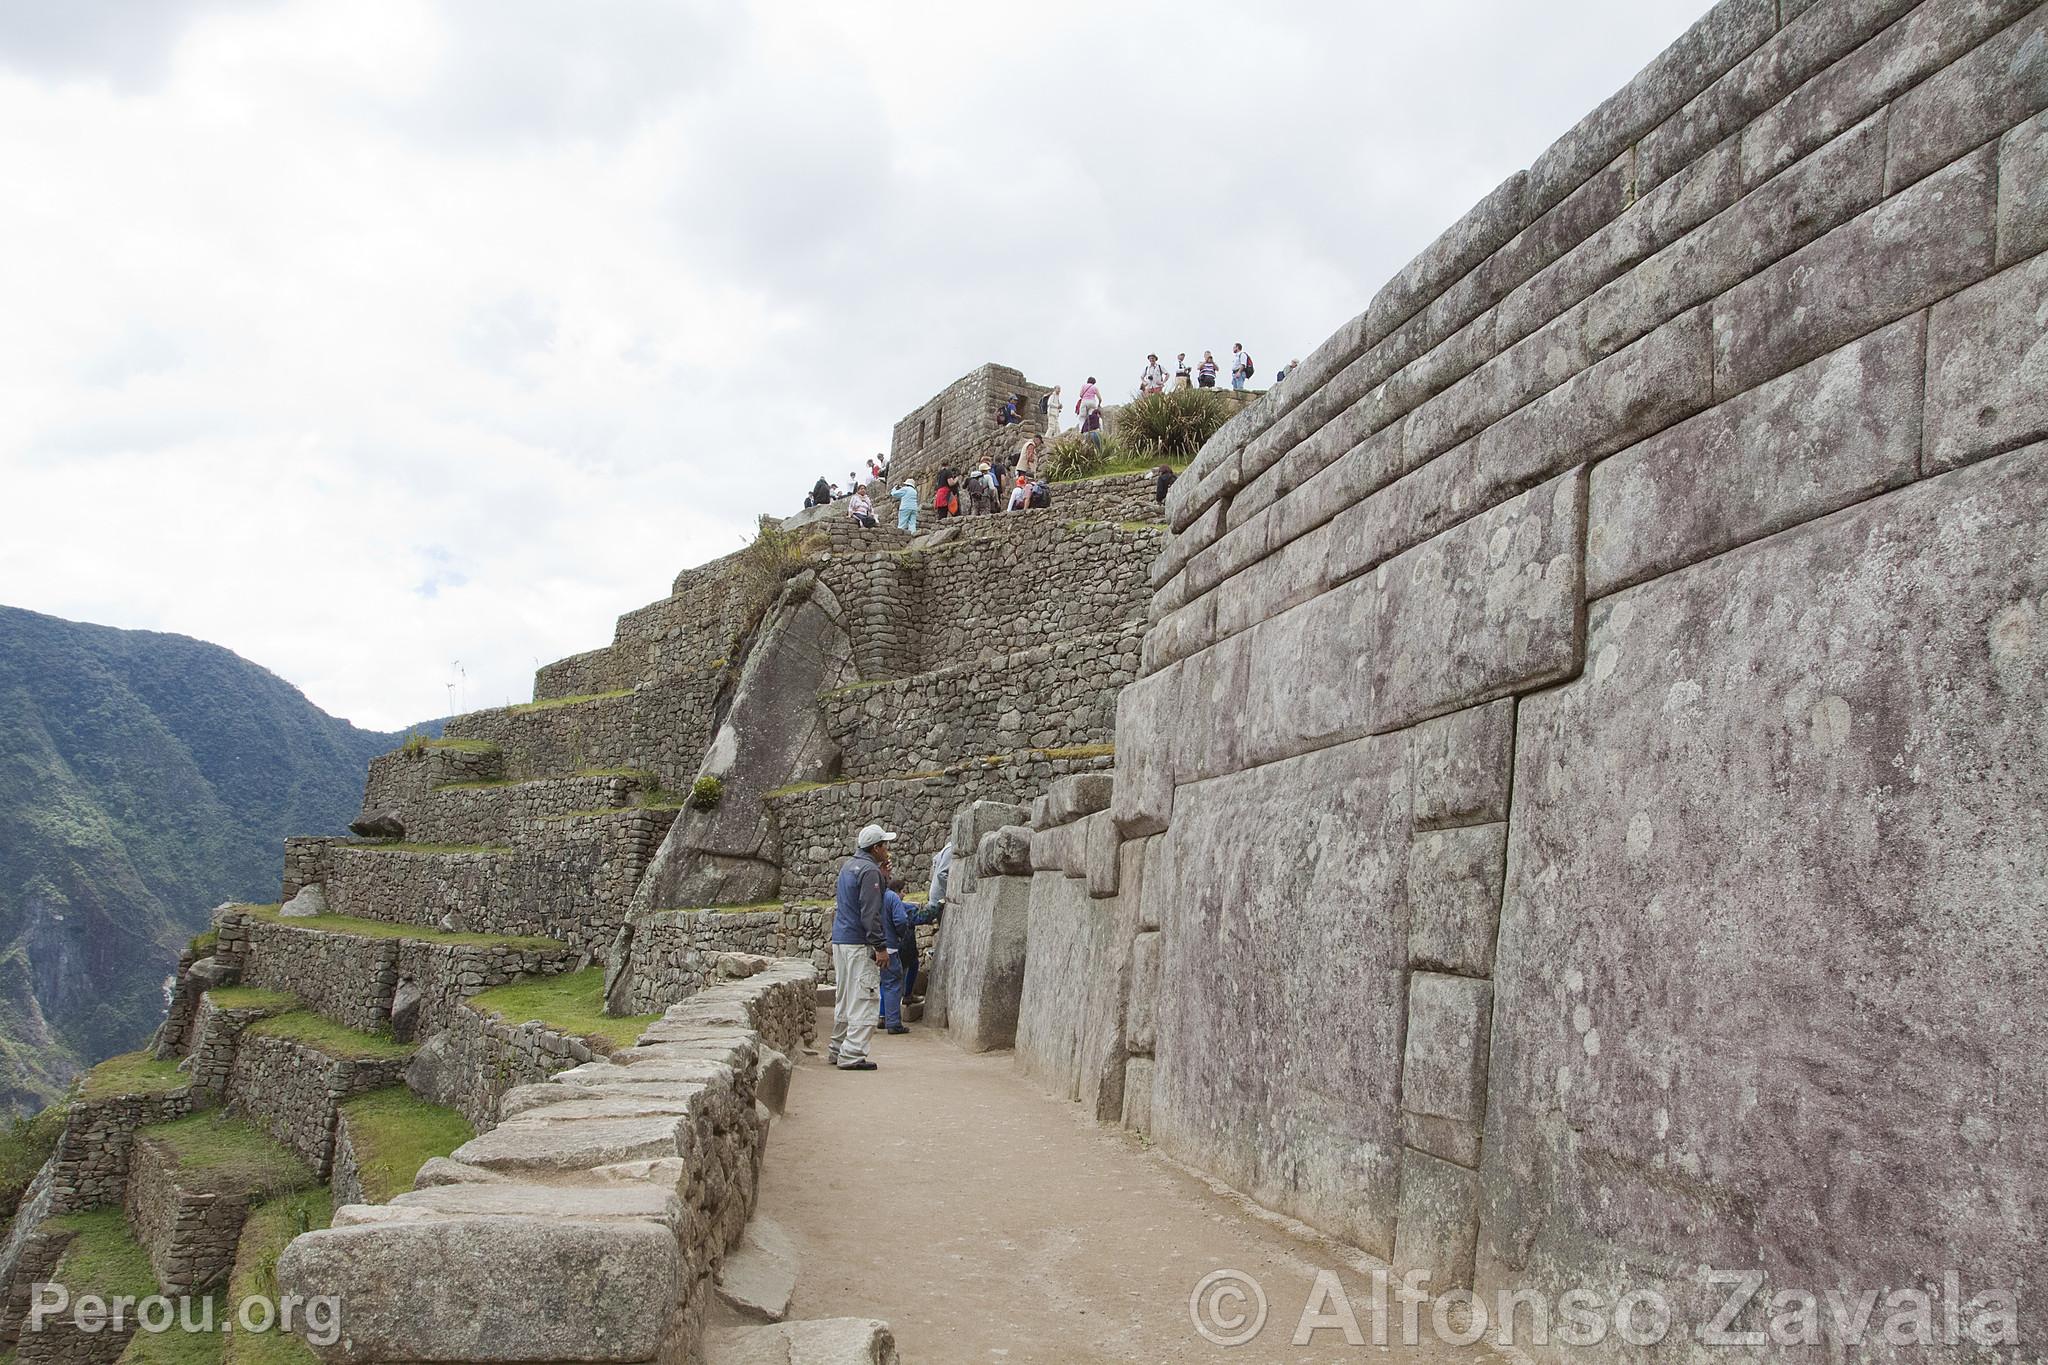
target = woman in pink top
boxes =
[1075,377,1102,421]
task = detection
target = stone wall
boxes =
[317,809,673,950]
[123,1136,248,1295]
[414,999,605,1132]
[41,1091,196,1216]
[228,1033,409,1178]
[1039,473,1166,525]
[442,691,640,780]
[609,910,784,1015]
[378,772,648,847]
[359,745,504,822]
[276,964,818,1365]
[826,626,1136,780]
[185,995,288,1097]
[1110,0,2048,1353]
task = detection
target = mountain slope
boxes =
[0,605,418,1112]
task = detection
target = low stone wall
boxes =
[0,1222,70,1349]
[360,745,504,824]
[185,996,289,1097]
[531,645,627,702]
[611,910,784,1015]
[14,1285,133,1365]
[43,1091,196,1215]
[329,1116,367,1210]
[443,691,639,779]
[123,1136,247,1295]
[413,1000,605,1132]
[827,626,1136,779]
[769,752,1115,901]
[320,810,673,950]
[281,835,349,902]
[394,773,646,847]
[228,1034,409,1179]
[1043,472,1166,525]
[276,964,819,1365]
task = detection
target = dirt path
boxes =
[756,1008,1507,1364]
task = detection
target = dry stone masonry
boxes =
[927,2,2048,1359]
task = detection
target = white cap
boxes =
[856,823,897,850]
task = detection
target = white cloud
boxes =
[0,0,1712,730]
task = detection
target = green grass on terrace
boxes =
[78,1051,187,1102]
[224,1188,332,1365]
[242,1011,414,1062]
[762,779,837,799]
[237,903,562,952]
[119,1296,225,1365]
[336,1087,474,1204]
[50,1208,158,1302]
[137,1113,316,1198]
[1053,452,1187,483]
[188,930,219,957]
[407,737,498,754]
[1037,743,1116,760]
[467,968,658,1049]
[429,778,520,791]
[202,986,297,1014]
[339,841,513,856]
[575,767,657,781]
[507,688,633,714]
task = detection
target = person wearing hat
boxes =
[890,478,920,533]
[829,822,896,1070]
[1140,354,1166,394]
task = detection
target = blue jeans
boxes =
[1232,372,1246,390]
[880,954,906,1029]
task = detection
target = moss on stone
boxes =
[137,1113,316,1198]
[506,689,633,715]
[78,1051,188,1102]
[238,904,562,952]
[336,1088,473,1204]
[762,779,838,799]
[1035,744,1116,760]
[201,987,296,1014]
[241,1013,413,1063]
[467,969,658,1049]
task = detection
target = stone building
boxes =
[886,362,1055,484]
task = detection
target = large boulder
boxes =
[348,810,405,839]
[279,883,328,918]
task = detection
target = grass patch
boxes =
[411,737,497,754]
[0,1104,67,1221]
[467,968,658,1049]
[242,1012,413,1063]
[1036,743,1116,760]
[237,904,561,952]
[202,987,297,1013]
[119,1297,224,1365]
[342,842,512,856]
[507,689,633,714]
[336,1088,473,1203]
[225,1189,331,1365]
[762,779,840,799]
[78,1052,187,1102]
[138,1113,315,1198]
[188,931,218,957]
[50,1208,158,1301]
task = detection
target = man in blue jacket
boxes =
[879,879,940,1034]
[829,823,895,1071]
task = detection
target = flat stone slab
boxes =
[498,1082,711,1121]
[705,1318,899,1365]
[556,1058,733,1087]
[380,1182,681,1225]
[277,1216,679,1364]
[451,1114,691,1172]
[716,1215,798,1324]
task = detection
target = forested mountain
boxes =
[0,605,423,1112]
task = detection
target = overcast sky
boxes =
[0,0,1709,731]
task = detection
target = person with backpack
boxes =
[1231,343,1253,389]
[1028,477,1051,509]
[811,476,832,506]
[1198,352,1219,388]
[1075,377,1102,421]
[1008,476,1032,512]
[1140,355,1167,394]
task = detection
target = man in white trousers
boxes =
[828,823,895,1070]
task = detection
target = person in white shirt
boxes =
[1140,354,1167,394]
[1042,385,1063,436]
[1008,477,1032,511]
[1172,353,1192,391]
[1231,343,1251,390]
[849,489,877,528]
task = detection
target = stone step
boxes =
[704,1318,899,1365]
[714,1215,798,1323]
[441,689,643,781]
[823,628,1137,782]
